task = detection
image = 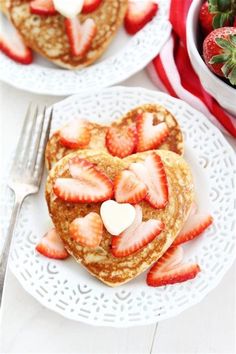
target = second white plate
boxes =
[0,0,171,95]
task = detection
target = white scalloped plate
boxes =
[0,0,171,96]
[1,87,236,327]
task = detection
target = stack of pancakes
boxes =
[45,104,195,286]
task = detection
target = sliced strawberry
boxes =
[36,228,69,259]
[136,112,169,152]
[30,0,56,15]
[111,205,164,258]
[0,23,33,65]
[114,170,147,204]
[173,210,213,246]
[69,212,103,248]
[124,1,158,35]
[59,119,91,149]
[65,17,96,57]
[53,157,113,203]
[82,0,103,14]
[147,246,201,287]
[106,125,137,158]
[129,153,168,209]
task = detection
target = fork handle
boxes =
[0,195,24,307]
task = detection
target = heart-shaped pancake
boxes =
[45,104,184,169]
[46,149,194,286]
[8,0,127,69]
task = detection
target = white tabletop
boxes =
[0,71,235,354]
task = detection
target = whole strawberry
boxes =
[203,27,236,85]
[199,0,236,35]
[199,2,215,35]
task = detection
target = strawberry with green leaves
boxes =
[203,27,236,85]
[199,0,236,35]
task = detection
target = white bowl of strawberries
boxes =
[187,0,236,116]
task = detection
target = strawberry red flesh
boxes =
[173,211,213,246]
[69,212,103,248]
[106,125,137,158]
[199,2,214,35]
[203,27,236,85]
[124,1,158,35]
[65,17,96,57]
[0,22,33,64]
[111,205,164,258]
[36,228,69,259]
[30,0,56,15]
[136,112,169,152]
[114,170,147,204]
[147,246,201,287]
[59,119,91,149]
[53,157,113,203]
[129,153,169,209]
[82,0,103,14]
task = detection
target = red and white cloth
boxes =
[148,0,236,137]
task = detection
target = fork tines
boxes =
[10,104,53,185]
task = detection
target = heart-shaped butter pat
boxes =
[53,0,84,18]
[100,200,136,236]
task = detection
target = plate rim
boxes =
[7,86,236,327]
[0,10,171,96]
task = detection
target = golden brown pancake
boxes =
[0,0,8,15]
[45,104,184,170]
[46,149,194,287]
[8,0,128,69]
[45,121,109,170]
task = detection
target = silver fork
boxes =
[0,105,53,306]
